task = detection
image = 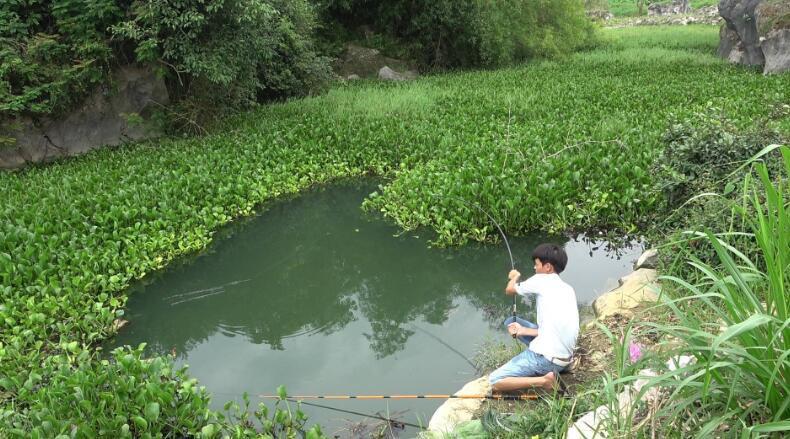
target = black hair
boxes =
[532,243,568,273]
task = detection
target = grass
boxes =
[1,25,788,435]
[607,0,719,17]
[599,149,790,437]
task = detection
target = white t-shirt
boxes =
[515,273,579,359]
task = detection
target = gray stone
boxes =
[718,0,766,66]
[346,74,361,80]
[634,248,659,270]
[649,0,690,16]
[378,66,417,81]
[593,269,659,319]
[428,376,490,434]
[762,28,790,74]
[333,43,418,80]
[1,65,168,169]
[718,24,741,59]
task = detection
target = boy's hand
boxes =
[508,269,521,280]
[507,322,522,337]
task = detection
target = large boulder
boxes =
[718,0,766,66]
[593,269,659,319]
[756,1,790,73]
[762,29,790,73]
[718,0,790,72]
[428,376,490,434]
[718,24,742,59]
[1,65,167,169]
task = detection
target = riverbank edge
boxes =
[425,247,660,436]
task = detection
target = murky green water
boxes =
[110,180,642,436]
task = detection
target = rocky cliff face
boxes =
[718,0,790,74]
[1,65,168,169]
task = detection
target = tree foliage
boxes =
[316,0,597,68]
[0,0,330,123]
[0,0,122,118]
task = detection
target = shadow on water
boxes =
[109,178,642,434]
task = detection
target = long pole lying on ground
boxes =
[258,393,539,400]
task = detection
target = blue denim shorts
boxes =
[488,317,565,385]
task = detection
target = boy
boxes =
[489,243,579,392]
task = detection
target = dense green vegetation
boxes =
[1,0,597,133]
[650,154,787,435]
[1,24,788,435]
[0,0,329,130]
[467,139,788,439]
[605,0,718,17]
[317,0,595,67]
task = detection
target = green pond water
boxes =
[111,180,643,436]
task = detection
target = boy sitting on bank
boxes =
[489,243,579,392]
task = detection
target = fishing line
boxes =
[409,324,477,370]
[431,193,520,335]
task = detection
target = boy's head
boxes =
[531,243,567,274]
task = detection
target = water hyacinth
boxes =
[1,25,788,435]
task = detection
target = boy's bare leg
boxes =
[491,371,556,393]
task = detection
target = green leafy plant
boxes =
[1,0,330,133]
[601,147,789,436]
[1,25,788,435]
[316,0,596,68]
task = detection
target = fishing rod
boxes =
[287,398,424,429]
[260,394,538,401]
[432,193,519,336]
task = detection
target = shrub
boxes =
[607,147,789,436]
[654,104,787,207]
[316,0,597,68]
[1,345,325,437]
[0,0,121,118]
[1,0,331,130]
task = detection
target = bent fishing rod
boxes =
[432,193,519,335]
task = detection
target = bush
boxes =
[1,345,325,437]
[316,0,597,68]
[607,148,789,436]
[654,104,787,207]
[0,0,121,118]
[1,0,331,129]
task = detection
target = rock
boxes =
[333,43,418,80]
[568,355,699,438]
[718,0,766,66]
[593,269,659,319]
[634,248,658,270]
[718,24,741,59]
[756,0,790,36]
[649,0,690,16]
[1,65,168,169]
[428,376,490,434]
[112,318,129,332]
[377,66,417,81]
[762,28,790,73]
[567,368,660,438]
[346,74,361,80]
